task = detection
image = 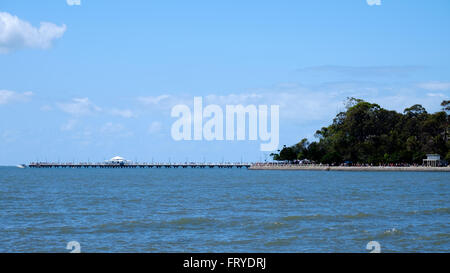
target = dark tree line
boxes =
[271,98,450,165]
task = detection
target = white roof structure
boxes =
[426,154,440,160]
[107,156,127,163]
[423,154,442,167]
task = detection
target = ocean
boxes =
[0,167,448,252]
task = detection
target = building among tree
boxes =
[423,154,442,167]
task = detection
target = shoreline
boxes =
[249,165,450,172]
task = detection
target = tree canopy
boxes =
[272,98,450,165]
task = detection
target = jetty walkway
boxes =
[26,162,450,171]
[28,162,251,169]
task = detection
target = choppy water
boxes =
[0,167,448,252]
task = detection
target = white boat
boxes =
[16,164,27,169]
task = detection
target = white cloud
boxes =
[367,0,381,6]
[56,98,140,118]
[298,65,423,78]
[148,121,162,134]
[40,104,53,111]
[0,90,32,104]
[100,122,133,137]
[100,122,124,134]
[203,93,263,105]
[1,130,19,143]
[66,0,81,6]
[137,90,339,123]
[137,94,194,112]
[140,82,447,123]
[138,95,171,105]
[0,12,66,53]
[417,81,450,91]
[61,119,78,131]
[109,108,137,118]
[56,98,101,116]
[138,94,267,111]
[71,129,93,144]
[426,93,446,98]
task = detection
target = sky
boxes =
[0,0,449,165]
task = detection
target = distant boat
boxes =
[16,164,27,169]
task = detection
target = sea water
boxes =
[0,167,448,252]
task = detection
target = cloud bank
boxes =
[417,81,450,91]
[367,0,381,6]
[56,98,101,116]
[0,11,66,53]
[298,65,424,78]
[0,90,32,105]
[66,0,81,6]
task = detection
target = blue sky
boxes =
[1,0,449,164]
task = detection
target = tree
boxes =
[271,99,449,165]
[441,100,450,112]
[404,104,427,116]
[276,145,297,162]
[441,100,449,142]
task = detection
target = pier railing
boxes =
[28,162,252,169]
[27,162,450,171]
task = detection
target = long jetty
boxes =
[28,162,251,169]
[26,162,450,172]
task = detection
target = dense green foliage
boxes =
[272,99,450,165]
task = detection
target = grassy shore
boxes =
[249,164,450,172]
